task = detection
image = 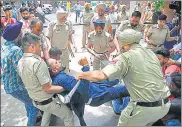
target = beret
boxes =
[117,29,142,48]
[93,19,105,29]
[105,6,110,12]
[2,21,23,41]
[158,14,167,20]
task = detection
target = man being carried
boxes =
[46,57,129,107]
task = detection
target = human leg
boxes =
[60,49,70,73]
[89,84,129,106]
[82,26,87,48]
[10,89,39,126]
[93,57,101,70]
[117,101,171,126]
[34,97,74,126]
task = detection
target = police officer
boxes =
[82,3,94,49]
[115,11,143,53]
[87,19,116,70]
[117,5,129,22]
[46,10,73,73]
[142,2,156,39]
[77,29,171,126]
[90,3,112,34]
[17,32,74,126]
[145,14,178,49]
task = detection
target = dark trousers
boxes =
[75,10,81,23]
[89,84,129,106]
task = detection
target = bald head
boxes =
[30,19,43,35]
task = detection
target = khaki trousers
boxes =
[93,57,106,70]
[33,97,74,126]
[60,48,70,73]
[118,101,171,126]
[82,25,91,47]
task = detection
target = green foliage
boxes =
[155,1,165,11]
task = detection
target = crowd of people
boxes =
[1,0,181,126]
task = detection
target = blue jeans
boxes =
[89,84,129,106]
[111,84,130,114]
[10,89,39,126]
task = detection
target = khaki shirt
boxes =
[102,44,170,102]
[83,11,95,24]
[147,24,170,45]
[90,15,111,32]
[46,21,73,50]
[117,12,129,22]
[88,31,114,53]
[117,20,143,33]
[18,53,53,102]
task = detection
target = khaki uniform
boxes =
[117,12,129,22]
[115,20,143,52]
[90,15,112,33]
[147,24,170,46]
[82,11,94,47]
[46,21,73,73]
[40,34,48,57]
[102,44,171,126]
[117,20,143,32]
[143,10,154,37]
[88,31,114,70]
[17,53,74,126]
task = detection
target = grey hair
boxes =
[21,32,41,50]
[30,18,43,29]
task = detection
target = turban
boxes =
[96,3,106,13]
[84,3,91,8]
[158,14,167,21]
[117,29,142,48]
[56,10,68,21]
[93,19,105,29]
[2,21,23,41]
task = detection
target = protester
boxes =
[1,22,39,126]
[1,5,16,29]
[20,7,30,31]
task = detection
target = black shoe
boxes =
[35,116,42,126]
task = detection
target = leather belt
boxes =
[34,94,57,106]
[137,97,169,107]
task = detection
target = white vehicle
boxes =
[42,4,53,14]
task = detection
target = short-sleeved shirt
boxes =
[88,31,114,53]
[90,15,111,32]
[117,12,129,22]
[102,44,171,102]
[117,20,143,33]
[147,24,170,45]
[46,21,73,50]
[18,53,53,101]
